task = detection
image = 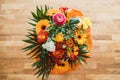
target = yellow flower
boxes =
[67,51,71,57]
[66,46,79,57]
[75,33,87,45]
[73,46,79,56]
[74,52,78,56]
[36,19,50,34]
[74,46,79,51]
[82,17,92,30]
[67,51,78,58]
[46,9,60,16]
[54,33,64,42]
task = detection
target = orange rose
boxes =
[64,38,74,48]
[37,30,48,43]
[52,50,64,59]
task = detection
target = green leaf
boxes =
[27,32,36,37]
[23,39,36,44]
[25,35,36,41]
[73,61,77,66]
[70,18,79,24]
[35,68,43,76]
[45,5,49,14]
[28,22,36,26]
[79,56,87,64]
[31,12,39,20]
[70,25,77,30]
[29,18,38,23]
[78,56,82,65]
[37,70,44,78]
[79,45,89,54]
[55,28,59,34]
[29,47,41,59]
[45,70,50,79]
[40,6,44,17]
[42,71,46,80]
[32,60,40,67]
[36,6,41,17]
[27,28,35,32]
[80,54,90,58]
[61,27,65,33]
[65,35,70,40]
[33,66,38,71]
[27,45,40,55]
[67,30,72,35]
[22,44,36,51]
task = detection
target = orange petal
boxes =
[67,9,84,21]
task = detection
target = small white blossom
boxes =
[62,45,66,48]
[42,38,55,52]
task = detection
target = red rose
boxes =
[56,42,63,49]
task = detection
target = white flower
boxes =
[42,38,55,52]
[62,45,66,49]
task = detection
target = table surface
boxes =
[0,0,120,80]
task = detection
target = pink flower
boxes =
[52,13,66,26]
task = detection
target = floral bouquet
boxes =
[22,6,92,80]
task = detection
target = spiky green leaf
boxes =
[23,39,36,44]
[36,6,41,17]
[78,56,87,64]
[29,18,38,23]
[29,48,41,59]
[28,22,36,26]
[31,12,39,20]
[80,54,90,58]
[27,45,40,55]
[22,44,36,51]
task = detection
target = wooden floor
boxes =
[0,0,120,80]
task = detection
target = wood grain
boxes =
[0,0,120,80]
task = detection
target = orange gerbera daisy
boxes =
[36,19,50,34]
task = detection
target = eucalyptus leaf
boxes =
[70,18,80,24]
